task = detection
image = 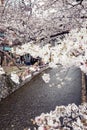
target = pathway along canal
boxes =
[0,65,82,130]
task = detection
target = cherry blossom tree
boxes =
[0,0,87,44]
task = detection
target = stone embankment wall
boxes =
[81,72,87,103]
[0,66,49,101]
[0,74,20,101]
[0,75,8,100]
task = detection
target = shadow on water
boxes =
[0,66,82,130]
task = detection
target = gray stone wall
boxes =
[0,75,9,100]
[0,74,19,101]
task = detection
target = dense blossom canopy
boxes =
[12,27,87,74]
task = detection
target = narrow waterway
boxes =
[0,66,82,130]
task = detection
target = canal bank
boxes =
[82,72,87,103]
[0,65,49,101]
[0,66,82,130]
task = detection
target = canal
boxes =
[0,65,82,130]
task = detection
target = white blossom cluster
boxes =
[32,103,87,130]
[0,67,5,75]
[42,73,50,83]
[12,27,87,74]
[10,72,20,84]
